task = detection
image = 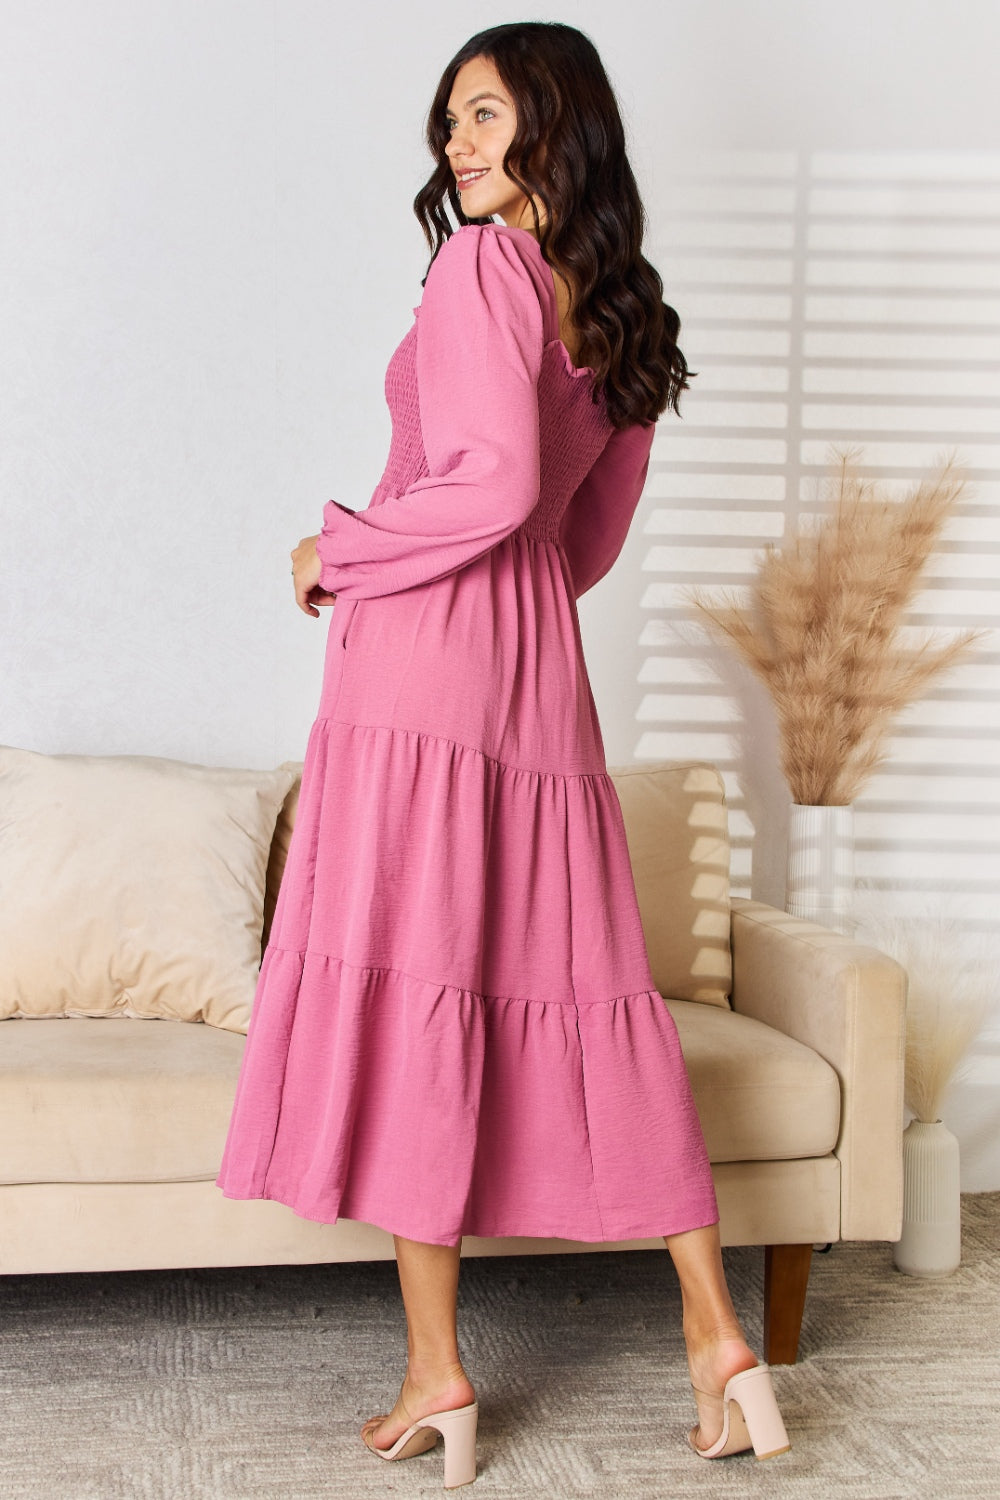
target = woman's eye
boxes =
[444,107,496,132]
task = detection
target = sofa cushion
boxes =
[263,764,301,947]
[264,759,733,1008]
[0,1001,840,1186]
[611,762,732,1007]
[0,746,296,1033]
[0,1017,245,1183]
[666,998,841,1162]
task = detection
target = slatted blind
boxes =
[639,150,1000,930]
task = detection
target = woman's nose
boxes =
[445,129,470,158]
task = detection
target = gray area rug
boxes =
[1,1195,997,1500]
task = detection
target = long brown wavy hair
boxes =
[413,21,692,430]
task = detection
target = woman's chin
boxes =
[459,189,493,217]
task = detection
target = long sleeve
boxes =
[315,226,549,600]
[559,419,655,598]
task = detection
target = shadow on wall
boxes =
[634,615,790,908]
[631,148,999,930]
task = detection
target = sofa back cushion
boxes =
[0,746,296,1033]
[263,765,301,946]
[265,759,732,1008]
[609,762,731,1007]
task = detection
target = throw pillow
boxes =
[0,746,297,1033]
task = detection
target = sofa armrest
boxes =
[729,897,906,1242]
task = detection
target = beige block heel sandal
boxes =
[689,1364,790,1460]
[362,1399,479,1489]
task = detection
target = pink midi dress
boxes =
[215,223,719,1247]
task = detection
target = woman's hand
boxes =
[291,534,338,617]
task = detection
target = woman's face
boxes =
[444,57,537,231]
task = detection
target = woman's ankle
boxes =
[682,1326,757,1393]
[682,1312,746,1350]
[403,1358,475,1402]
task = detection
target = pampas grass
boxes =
[853,898,994,1123]
[691,450,984,805]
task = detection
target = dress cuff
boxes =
[315,500,358,589]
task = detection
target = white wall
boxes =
[2,1,998,1183]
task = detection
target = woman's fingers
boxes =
[291,534,333,616]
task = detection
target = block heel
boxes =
[689,1364,790,1460]
[362,1399,478,1489]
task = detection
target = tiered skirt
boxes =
[216,715,718,1246]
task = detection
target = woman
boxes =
[217,20,789,1488]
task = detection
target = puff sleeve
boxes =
[314,226,547,599]
[559,419,655,598]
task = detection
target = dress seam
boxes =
[265,943,659,1013]
[256,948,305,1200]
[319,718,609,780]
[573,1004,607,1240]
[562,772,608,1241]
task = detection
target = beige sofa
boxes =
[0,748,906,1363]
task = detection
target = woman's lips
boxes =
[456,169,490,191]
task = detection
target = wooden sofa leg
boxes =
[763,1243,813,1365]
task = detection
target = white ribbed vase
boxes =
[785,804,854,933]
[893,1119,962,1277]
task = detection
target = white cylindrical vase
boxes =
[785,803,854,933]
[893,1119,962,1277]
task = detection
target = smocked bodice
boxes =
[375,316,614,544]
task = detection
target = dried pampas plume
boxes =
[691,450,985,805]
[853,897,994,1123]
